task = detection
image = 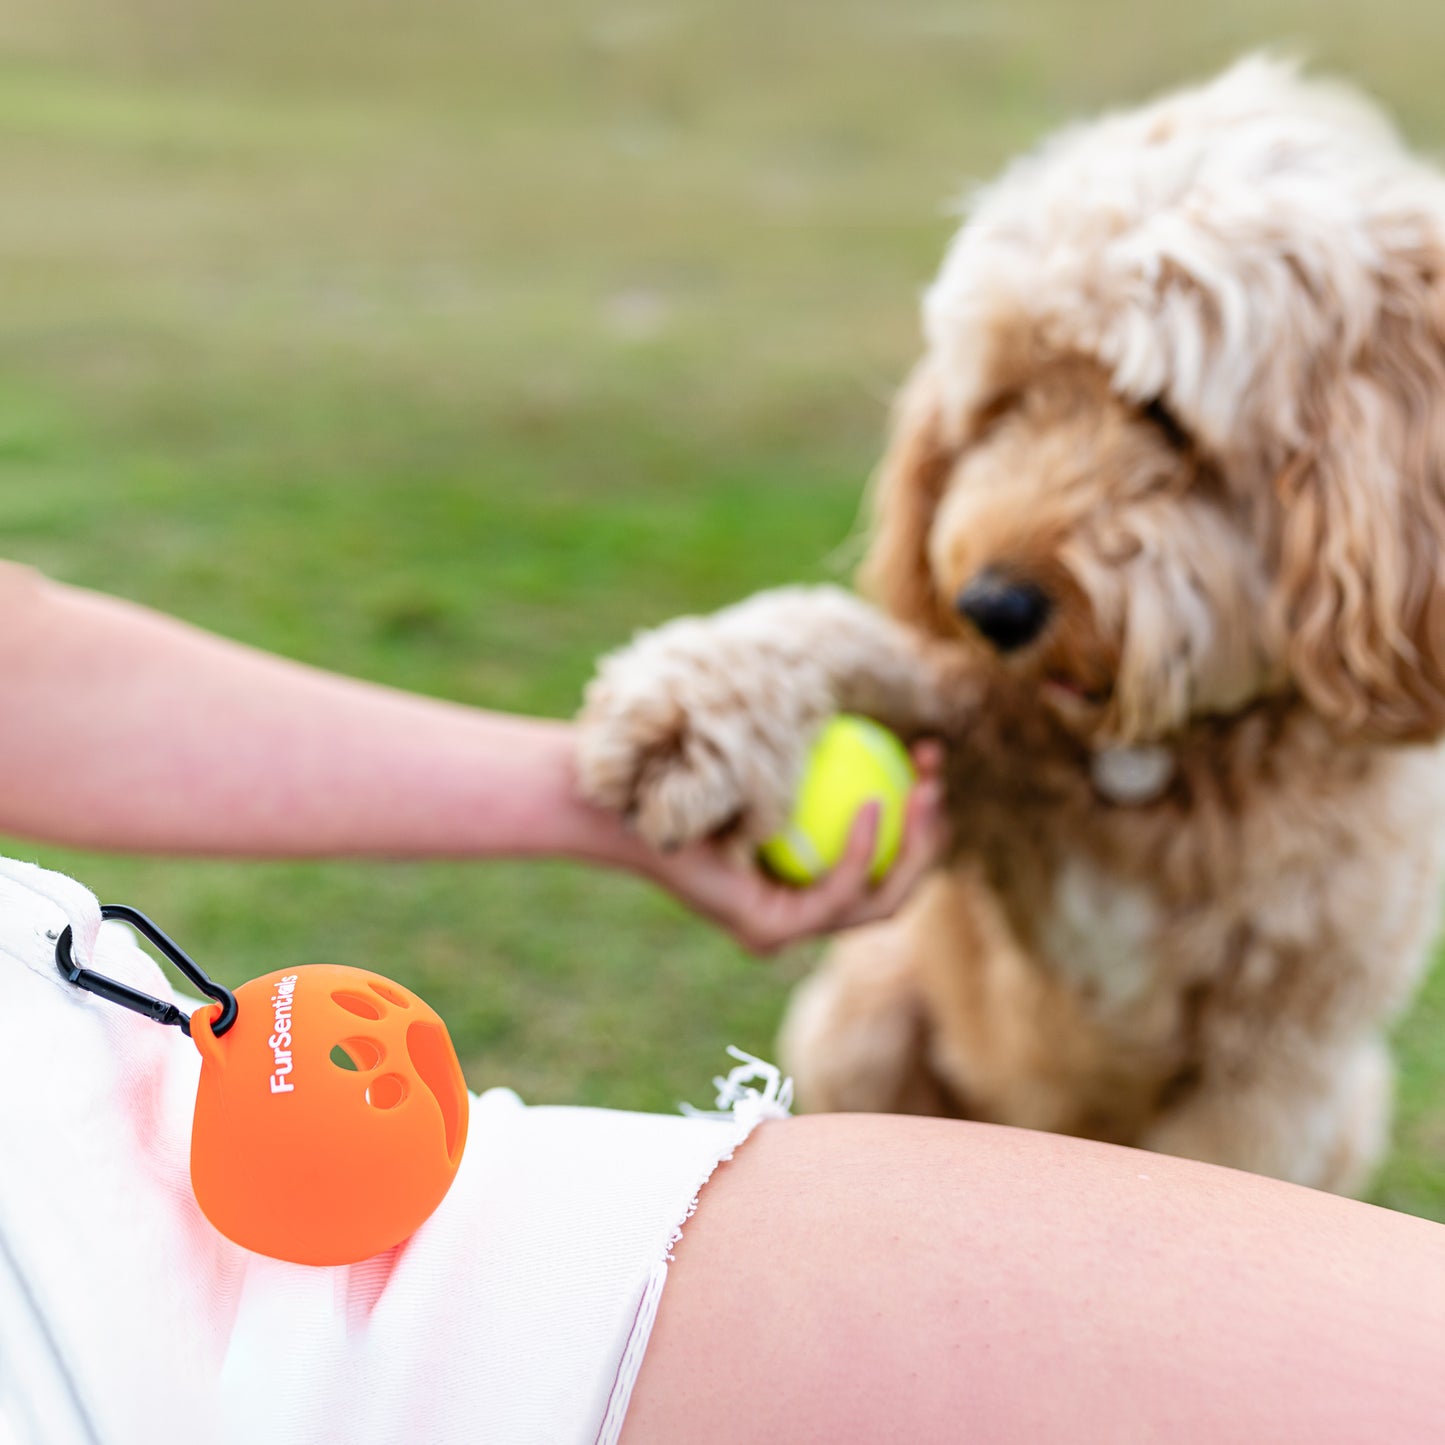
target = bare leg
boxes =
[623,1115,1445,1444]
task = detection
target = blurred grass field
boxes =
[3,0,1444,1219]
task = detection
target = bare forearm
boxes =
[0,565,649,863]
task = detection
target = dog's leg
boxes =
[1138,1036,1393,1196]
[778,907,960,1116]
[577,586,957,851]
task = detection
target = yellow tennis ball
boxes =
[758,715,916,887]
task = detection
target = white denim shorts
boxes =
[0,857,789,1445]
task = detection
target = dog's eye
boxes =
[1141,396,1190,451]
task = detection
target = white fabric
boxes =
[0,857,789,1445]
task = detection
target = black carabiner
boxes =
[54,904,238,1038]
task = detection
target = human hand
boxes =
[639,742,947,955]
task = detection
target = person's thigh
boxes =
[622,1114,1445,1444]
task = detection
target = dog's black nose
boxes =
[955,571,1052,652]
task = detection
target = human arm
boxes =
[0,565,943,948]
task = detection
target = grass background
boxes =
[2,0,1443,1219]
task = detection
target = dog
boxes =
[576,58,1445,1194]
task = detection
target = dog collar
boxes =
[1089,745,1175,805]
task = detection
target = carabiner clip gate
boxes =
[54,904,238,1037]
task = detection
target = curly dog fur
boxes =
[577,58,1445,1193]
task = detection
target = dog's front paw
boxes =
[577,610,833,850]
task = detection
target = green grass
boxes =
[2,0,1443,1218]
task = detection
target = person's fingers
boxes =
[897,772,948,869]
[806,799,882,916]
[689,768,947,954]
[734,802,880,954]
[835,776,947,929]
[909,738,945,783]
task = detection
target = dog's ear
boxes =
[1274,240,1445,740]
[858,361,956,629]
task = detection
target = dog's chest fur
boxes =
[955,708,1445,1048]
[1037,856,1164,1010]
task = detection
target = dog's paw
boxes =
[577,610,833,850]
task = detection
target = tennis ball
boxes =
[758,715,915,887]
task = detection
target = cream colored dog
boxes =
[577,59,1445,1194]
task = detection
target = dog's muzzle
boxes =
[955,570,1052,652]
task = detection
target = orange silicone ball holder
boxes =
[54,905,468,1269]
[190,964,470,1266]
